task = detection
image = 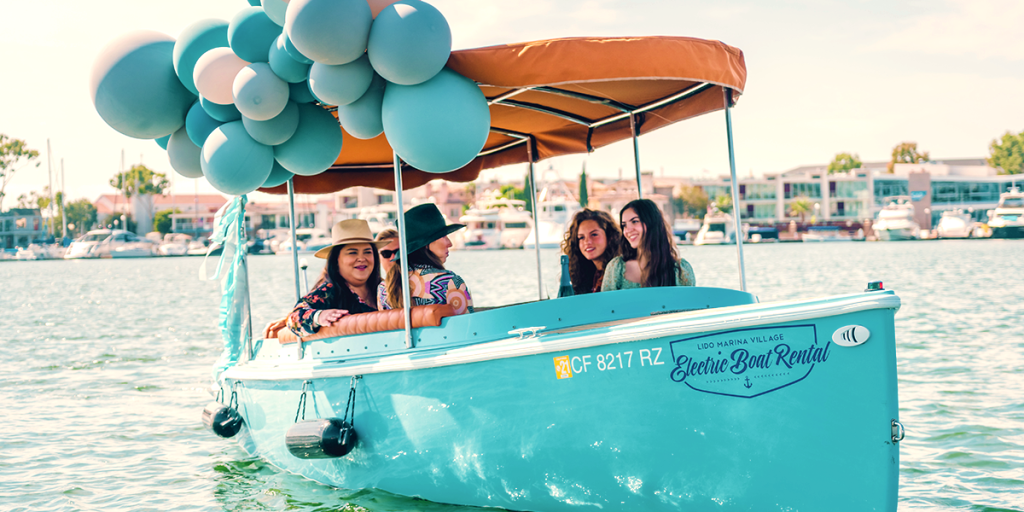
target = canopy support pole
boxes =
[287,178,301,302]
[393,153,414,348]
[723,88,747,292]
[526,137,544,300]
[630,113,643,199]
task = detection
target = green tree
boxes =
[827,152,863,174]
[987,130,1024,175]
[0,134,41,212]
[15,187,51,210]
[673,185,709,218]
[109,164,170,217]
[61,199,98,237]
[713,192,733,214]
[578,164,589,207]
[521,170,534,212]
[887,142,930,173]
[789,196,813,222]
[153,208,181,234]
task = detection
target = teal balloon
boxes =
[262,161,293,188]
[228,7,281,63]
[308,54,373,107]
[368,0,451,85]
[173,19,229,95]
[282,32,313,64]
[200,95,242,122]
[284,0,371,65]
[242,101,299,145]
[382,68,489,173]
[262,0,288,26]
[90,31,196,139]
[232,62,289,121]
[155,134,171,150]
[185,101,224,147]
[274,103,342,176]
[289,81,316,103]
[167,127,204,179]
[247,0,260,5]
[307,80,326,104]
[268,34,310,83]
[336,73,384,139]
[201,121,274,195]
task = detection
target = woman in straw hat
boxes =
[285,219,390,337]
[378,203,474,316]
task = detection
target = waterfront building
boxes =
[96,193,228,235]
[0,208,46,249]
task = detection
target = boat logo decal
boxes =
[831,325,870,347]
[668,325,828,398]
[553,356,573,379]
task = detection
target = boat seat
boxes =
[276,304,457,344]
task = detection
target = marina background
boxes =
[2,240,1022,511]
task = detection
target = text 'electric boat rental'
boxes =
[90,19,904,512]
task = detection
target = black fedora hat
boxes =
[402,203,465,256]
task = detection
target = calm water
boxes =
[1,240,1022,511]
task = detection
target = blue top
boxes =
[601,256,695,291]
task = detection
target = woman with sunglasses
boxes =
[284,219,389,337]
[375,228,399,275]
[378,204,474,315]
[602,199,695,291]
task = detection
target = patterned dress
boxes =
[600,256,696,291]
[287,280,376,338]
[377,264,474,315]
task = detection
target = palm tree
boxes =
[789,196,813,223]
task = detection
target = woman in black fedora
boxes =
[378,203,474,315]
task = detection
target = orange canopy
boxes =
[263,36,746,194]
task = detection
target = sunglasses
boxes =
[380,249,398,259]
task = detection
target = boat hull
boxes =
[875,228,918,241]
[224,289,900,512]
[991,226,1024,239]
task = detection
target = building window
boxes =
[834,181,867,199]
[261,215,276,230]
[378,194,393,204]
[931,181,1002,204]
[874,180,908,205]
[785,182,821,199]
[744,183,776,200]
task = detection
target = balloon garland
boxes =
[90,0,489,196]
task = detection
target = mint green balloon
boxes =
[274,103,342,176]
[262,161,293,188]
[228,7,281,63]
[308,54,373,107]
[201,121,274,195]
[284,0,371,65]
[200,95,242,122]
[173,19,229,95]
[382,68,489,173]
[336,74,384,139]
[289,81,316,103]
[368,0,451,85]
[167,127,204,179]
[262,0,288,26]
[268,34,310,83]
[242,101,299,145]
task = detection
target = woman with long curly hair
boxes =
[602,199,695,290]
[560,209,623,294]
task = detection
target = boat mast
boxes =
[526,137,543,300]
[629,114,642,198]
[723,88,747,292]
[287,177,301,303]
[47,139,54,237]
[61,158,67,240]
[392,153,413,348]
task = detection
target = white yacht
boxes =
[64,229,157,259]
[273,228,332,254]
[987,187,1024,239]
[459,197,533,249]
[935,209,975,239]
[158,233,193,256]
[872,199,921,241]
[693,211,735,246]
[802,225,854,242]
[357,206,397,237]
[523,184,581,249]
[672,218,703,244]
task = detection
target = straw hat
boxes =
[401,203,465,257]
[314,219,390,259]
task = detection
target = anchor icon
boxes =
[743,376,753,389]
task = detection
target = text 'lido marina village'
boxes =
[3,0,1024,511]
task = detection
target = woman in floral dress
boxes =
[378,203,473,315]
[285,219,390,338]
[602,199,695,291]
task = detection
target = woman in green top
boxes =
[602,199,695,291]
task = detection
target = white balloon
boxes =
[193,48,249,105]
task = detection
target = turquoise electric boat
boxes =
[209,36,903,511]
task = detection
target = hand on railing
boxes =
[262,318,289,339]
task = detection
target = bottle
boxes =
[557,254,574,298]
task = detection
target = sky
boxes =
[3,0,1023,206]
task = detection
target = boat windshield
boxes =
[999,197,1024,208]
[709,223,727,233]
[83,233,108,242]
